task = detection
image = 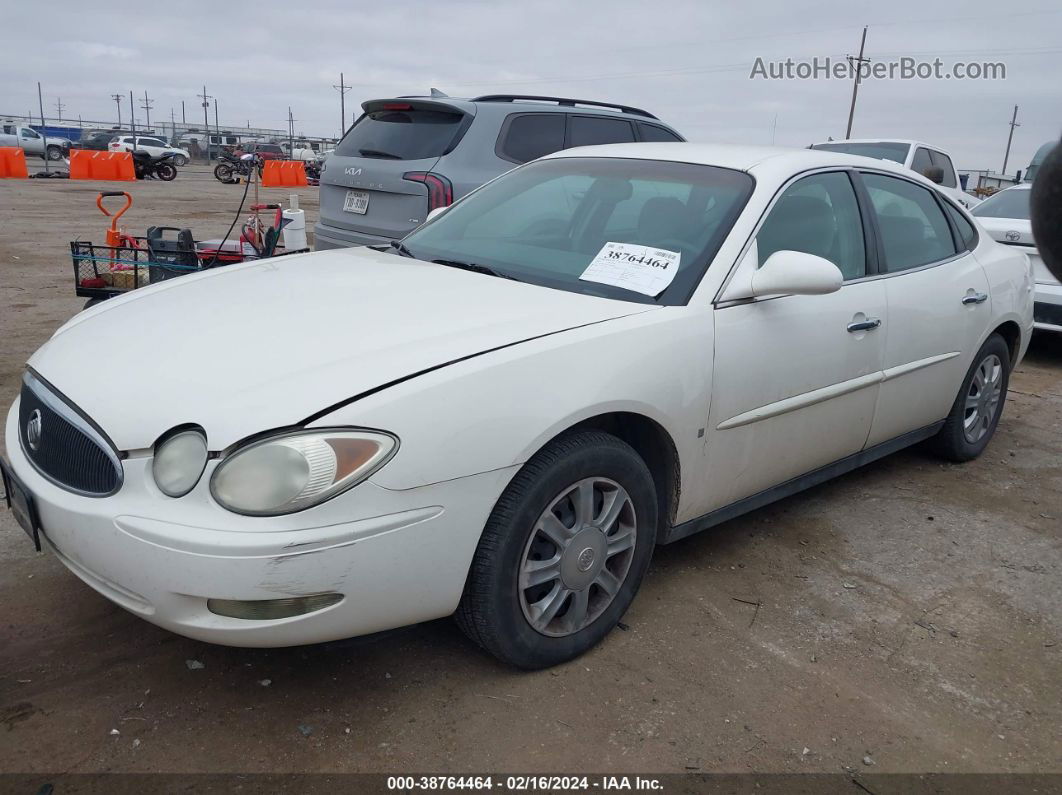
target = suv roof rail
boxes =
[471,94,658,120]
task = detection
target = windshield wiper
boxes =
[432,259,520,281]
[389,240,415,258]
[358,147,401,159]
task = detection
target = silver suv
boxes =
[314,93,685,250]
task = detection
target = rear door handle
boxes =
[962,292,989,305]
[847,318,882,333]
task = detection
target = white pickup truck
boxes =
[809,138,981,209]
[0,122,72,160]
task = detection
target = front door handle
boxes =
[962,292,989,305]
[847,317,882,333]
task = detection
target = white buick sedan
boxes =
[1,144,1034,668]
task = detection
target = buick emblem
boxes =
[1005,230,1021,242]
[26,409,43,451]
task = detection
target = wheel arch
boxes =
[534,411,681,541]
[989,320,1022,369]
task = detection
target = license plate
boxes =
[343,190,369,215]
[1,457,41,552]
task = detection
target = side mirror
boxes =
[922,166,945,185]
[751,250,843,298]
[426,206,448,223]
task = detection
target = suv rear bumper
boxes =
[314,222,395,251]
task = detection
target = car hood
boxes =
[28,246,653,450]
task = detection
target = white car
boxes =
[109,135,190,166]
[809,139,981,209]
[0,144,1033,668]
[972,182,1061,332]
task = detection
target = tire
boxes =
[213,164,234,182]
[46,145,63,161]
[928,333,1011,462]
[456,430,658,669]
[155,164,177,181]
[172,154,188,167]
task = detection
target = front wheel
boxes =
[456,430,658,669]
[172,154,188,167]
[929,333,1011,462]
[46,145,64,161]
[213,163,234,182]
[155,164,177,181]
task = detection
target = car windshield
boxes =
[335,106,467,160]
[401,157,754,305]
[811,141,911,164]
[971,189,1031,220]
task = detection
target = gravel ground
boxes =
[0,173,1059,776]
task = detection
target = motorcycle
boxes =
[213,151,262,184]
[132,150,178,181]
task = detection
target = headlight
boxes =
[152,429,209,497]
[210,429,397,516]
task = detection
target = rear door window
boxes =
[637,123,683,142]
[944,203,977,250]
[336,107,466,160]
[498,114,566,163]
[862,173,958,272]
[569,116,636,148]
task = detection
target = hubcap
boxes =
[963,353,1003,444]
[518,477,637,637]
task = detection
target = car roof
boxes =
[367,93,669,123]
[810,138,954,154]
[544,141,925,177]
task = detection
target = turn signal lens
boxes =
[210,429,397,516]
[152,429,208,498]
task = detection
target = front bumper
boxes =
[1034,281,1062,332]
[5,400,515,647]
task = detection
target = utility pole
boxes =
[54,97,65,122]
[287,107,296,155]
[170,107,176,141]
[333,72,351,137]
[181,100,186,124]
[845,26,870,139]
[112,93,123,128]
[197,85,212,158]
[1002,104,1020,176]
[140,90,154,129]
[38,82,49,175]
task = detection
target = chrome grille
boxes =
[18,371,123,496]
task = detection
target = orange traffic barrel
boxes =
[69,150,136,181]
[0,147,28,178]
[261,159,308,187]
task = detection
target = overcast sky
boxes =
[4,0,1060,172]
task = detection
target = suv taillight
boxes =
[403,172,453,211]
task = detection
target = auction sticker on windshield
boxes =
[579,242,681,297]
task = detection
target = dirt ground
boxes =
[0,171,1059,777]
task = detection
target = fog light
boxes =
[206,593,343,620]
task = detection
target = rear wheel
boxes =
[156,164,177,181]
[213,163,234,182]
[929,333,1010,461]
[456,430,657,669]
